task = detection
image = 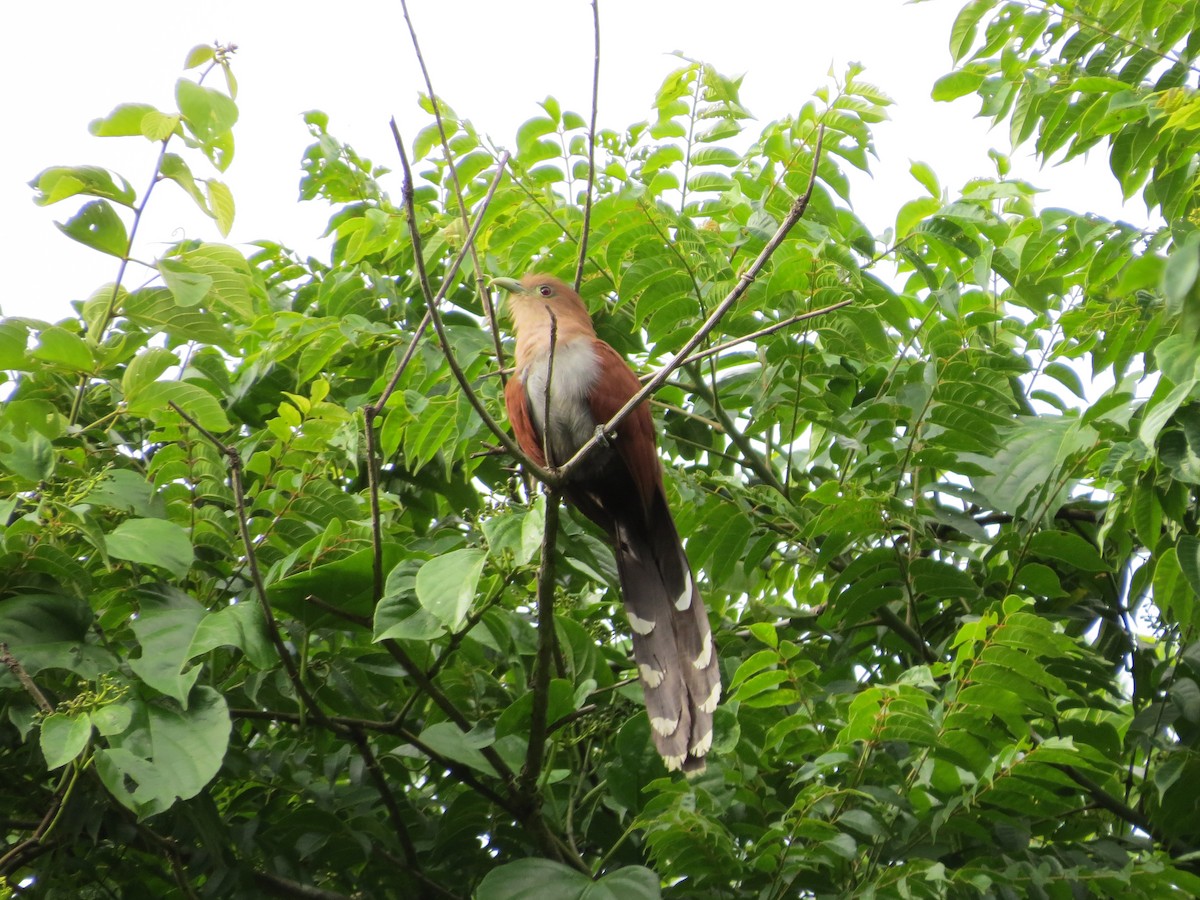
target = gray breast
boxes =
[523,340,601,466]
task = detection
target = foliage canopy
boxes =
[5,3,1200,897]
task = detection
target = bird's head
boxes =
[492,273,594,336]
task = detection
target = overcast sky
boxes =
[2,0,1143,322]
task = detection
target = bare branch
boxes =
[390,126,560,486]
[398,0,509,384]
[380,637,519,790]
[167,402,331,730]
[348,728,421,872]
[644,298,854,380]
[573,0,601,292]
[521,490,561,795]
[0,642,53,714]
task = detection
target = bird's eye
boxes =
[538,285,553,297]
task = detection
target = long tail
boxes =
[613,489,721,773]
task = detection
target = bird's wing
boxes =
[504,371,547,468]
[585,339,661,514]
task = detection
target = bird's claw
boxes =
[594,425,613,448]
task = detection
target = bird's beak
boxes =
[490,277,526,295]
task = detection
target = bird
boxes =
[493,273,721,773]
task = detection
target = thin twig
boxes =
[301,594,371,629]
[380,637,519,788]
[167,402,331,730]
[573,0,601,292]
[390,579,510,729]
[0,643,53,713]
[398,0,509,384]
[641,298,854,381]
[0,766,69,875]
[557,125,826,480]
[230,706,518,815]
[521,490,561,795]
[684,365,786,494]
[362,400,388,603]
[253,870,353,899]
[541,308,558,467]
[348,728,421,871]
[390,128,558,485]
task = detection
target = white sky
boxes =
[2,0,1143,322]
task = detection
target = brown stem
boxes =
[642,299,853,380]
[168,402,331,730]
[573,0,601,292]
[0,642,53,713]
[521,490,561,795]
[379,638,518,789]
[397,0,509,386]
[390,128,558,486]
[348,728,421,871]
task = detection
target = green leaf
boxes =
[124,381,231,433]
[82,470,160,517]
[127,587,205,704]
[1043,362,1087,400]
[29,165,136,207]
[175,79,237,170]
[157,258,214,307]
[1163,232,1200,313]
[176,243,256,320]
[176,78,239,140]
[496,679,576,739]
[160,153,209,212]
[94,686,230,816]
[516,116,557,155]
[56,199,129,257]
[414,548,487,630]
[40,713,92,769]
[931,68,985,102]
[374,560,445,642]
[269,544,405,625]
[909,160,941,197]
[948,0,991,61]
[476,859,661,900]
[1155,547,1195,630]
[967,417,1094,518]
[1027,531,1108,573]
[206,179,235,236]
[416,721,500,777]
[0,593,114,678]
[121,348,179,397]
[140,110,181,141]
[88,103,161,137]
[91,704,133,737]
[183,44,215,69]
[31,326,93,372]
[188,602,275,670]
[1177,536,1200,611]
[105,518,194,579]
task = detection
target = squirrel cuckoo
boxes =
[494,273,720,773]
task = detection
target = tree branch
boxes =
[573,0,601,292]
[0,642,53,714]
[168,402,332,731]
[521,490,561,796]
[379,637,519,789]
[556,125,826,480]
[398,0,509,385]
[391,127,559,486]
[643,298,853,380]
